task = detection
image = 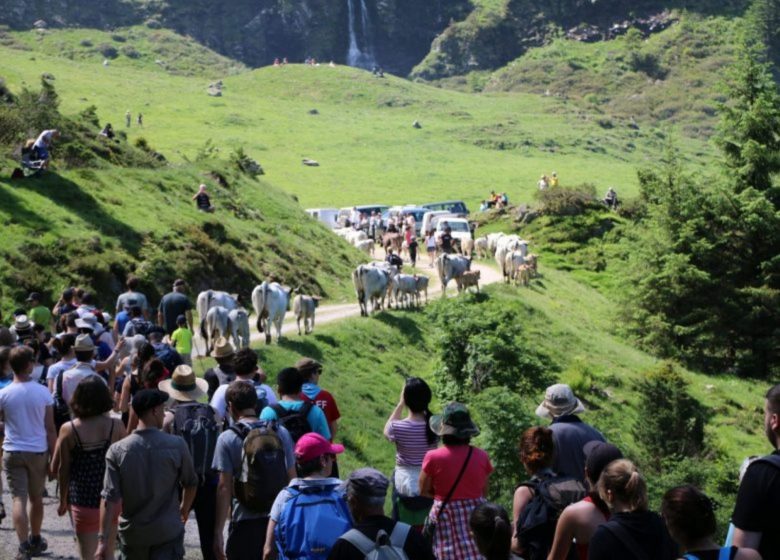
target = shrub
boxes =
[111,34,127,43]
[121,45,141,59]
[98,44,118,59]
[632,362,707,465]
[79,39,93,47]
[536,183,599,216]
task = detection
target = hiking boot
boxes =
[26,536,47,557]
[16,542,31,560]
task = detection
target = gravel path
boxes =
[2,252,503,559]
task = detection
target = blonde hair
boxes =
[597,459,648,512]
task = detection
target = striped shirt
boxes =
[386,419,437,467]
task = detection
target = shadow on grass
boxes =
[278,337,324,360]
[14,172,143,254]
[313,334,337,347]
[0,182,45,229]
[374,312,424,344]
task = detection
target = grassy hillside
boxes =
[0,28,719,212]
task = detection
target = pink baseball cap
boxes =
[295,433,345,463]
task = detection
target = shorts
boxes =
[71,503,121,534]
[394,465,422,497]
[118,531,184,560]
[227,518,269,560]
[3,451,48,499]
[178,353,192,366]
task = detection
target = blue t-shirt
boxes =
[115,310,131,335]
[211,421,295,522]
[260,400,331,440]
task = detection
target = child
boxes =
[170,315,193,366]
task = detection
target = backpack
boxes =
[341,523,411,560]
[275,482,353,560]
[172,402,219,485]
[516,474,586,560]
[53,371,71,432]
[271,402,314,442]
[129,317,152,336]
[154,342,183,373]
[229,421,288,513]
[252,382,270,416]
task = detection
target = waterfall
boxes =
[346,0,376,69]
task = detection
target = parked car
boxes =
[383,206,428,236]
[337,204,390,227]
[421,200,469,217]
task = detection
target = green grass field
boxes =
[0,26,718,212]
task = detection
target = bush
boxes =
[111,34,127,43]
[121,45,141,59]
[98,44,118,59]
[536,183,599,216]
[632,362,707,465]
[79,39,93,47]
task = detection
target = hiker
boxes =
[603,188,618,210]
[98,124,114,139]
[75,314,112,358]
[538,175,549,190]
[11,315,34,343]
[297,357,341,474]
[60,334,114,407]
[210,347,277,423]
[512,426,586,559]
[426,229,437,267]
[204,337,237,401]
[193,184,215,213]
[419,402,493,559]
[32,129,60,168]
[587,459,677,560]
[260,366,331,441]
[96,389,199,560]
[439,226,454,255]
[125,111,131,127]
[148,330,183,374]
[52,377,125,560]
[212,380,295,560]
[116,276,151,320]
[548,441,623,560]
[160,366,220,560]
[383,378,437,526]
[536,383,605,481]
[408,237,418,268]
[117,343,157,426]
[550,172,559,188]
[469,503,519,560]
[662,485,760,560]
[137,113,143,127]
[265,432,350,560]
[328,467,434,560]
[731,383,780,559]
[170,315,193,366]
[0,346,56,560]
[122,305,152,337]
[25,293,51,333]
[52,288,78,328]
[386,249,403,270]
[0,347,13,521]
[158,279,194,336]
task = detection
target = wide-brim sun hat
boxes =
[212,337,235,359]
[430,402,480,438]
[159,365,208,402]
[536,383,585,419]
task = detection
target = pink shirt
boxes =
[422,445,493,501]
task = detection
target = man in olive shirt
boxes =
[96,389,198,560]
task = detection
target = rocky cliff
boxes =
[0,0,470,75]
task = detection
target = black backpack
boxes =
[271,402,314,442]
[154,343,183,373]
[229,421,289,513]
[53,371,71,432]
[129,317,152,336]
[516,474,586,560]
[172,402,220,485]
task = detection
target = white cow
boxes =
[391,274,419,309]
[228,308,250,349]
[504,250,526,286]
[352,265,390,316]
[486,232,506,255]
[415,275,430,306]
[495,235,525,283]
[346,230,368,245]
[251,281,291,344]
[436,254,471,294]
[460,237,475,257]
[196,290,238,343]
[204,305,230,355]
[293,294,319,335]
[474,236,489,259]
[355,239,375,256]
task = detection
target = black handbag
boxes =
[422,446,474,547]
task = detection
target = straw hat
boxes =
[159,365,208,402]
[74,333,96,353]
[212,337,235,359]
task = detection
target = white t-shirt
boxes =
[33,130,54,149]
[210,379,277,420]
[0,380,54,452]
[47,357,78,382]
[61,363,105,405]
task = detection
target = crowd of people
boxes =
[0,276,777,560]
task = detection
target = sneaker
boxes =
[26,537,47,557]
[16,542,31,560]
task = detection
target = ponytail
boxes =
[469,503,512,560]
[597,459,648,512]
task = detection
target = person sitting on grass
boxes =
[32,129,60,169]
[193,184,215,213]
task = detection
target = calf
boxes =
[474,237,489,259]
[355,239,375,256]
[391,274,419,309]
[459,270,481,293]
[293,294,319,335]
[414,275,430,306]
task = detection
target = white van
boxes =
[305,208,340,229]
[421,210,451,236]
[435,217,473,250]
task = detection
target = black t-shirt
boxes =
[684,548,737,560]
[440,233,453,253]
[589,511,677,560]
[196,192,211,209]
[732,452,780,560]
[158,292,192,334]
[204,366,236,400]
[326,516,434,560]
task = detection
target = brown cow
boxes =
[383,232,403,254]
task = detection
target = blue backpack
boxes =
[275,482,352,559]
